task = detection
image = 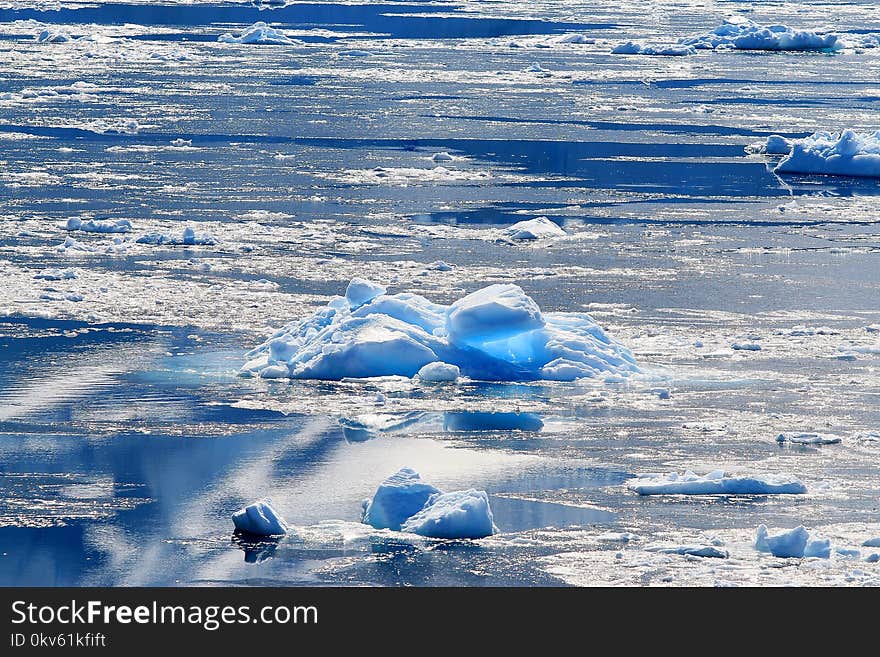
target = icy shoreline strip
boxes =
[627,470,807,496]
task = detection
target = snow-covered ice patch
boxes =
[504,216,566,240]
[774,130,880,179]
[682,20,839,52]
[34,268,77,281]
[628,470,807,496]
[218,22,300,45]
[232,498,288,536]
[241,280,640,382]
[611,41,695,56]
[136,226,218,246]
[66,217,131,234]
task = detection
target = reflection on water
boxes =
[0,318,622,586]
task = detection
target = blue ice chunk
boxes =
[362,467,440,531]
[401,489,496,539]
[232,499,287,536]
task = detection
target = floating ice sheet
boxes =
[628,470,807,496]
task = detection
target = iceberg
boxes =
[36,30,72,43]
[417,361,460,382]
[682,20,839,51]
[232,499,288,536]
[746,135,793,155]
[755,525,831,558]
[504,216,566,240]
[430,152,454,163]
[241,280,639,382]
[627,470,807,496]
[401,489,496,539]
[362,467,440,531]
[67,217,131,234]
[774,130,880,178]
[611,42,695,56]
[218,22,300,45]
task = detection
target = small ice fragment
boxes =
[862,537,880,547]
[232,499,288,536]
[776,432,842,445]
[755,524,809,558]
[431,152,454,162]
[401,489,496,539]
[732,342,761,351]
[417,362,460,382]
[362,467,440,531]
[504,216,566,240]
[345,278,386,309]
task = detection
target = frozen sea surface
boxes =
[1,0,880,586]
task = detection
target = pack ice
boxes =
[774,130,880,178]
[682,20,839,51]
[362,468,496,539]
[627,470,807,495]
[232,499,288,536]
[241,279,639,382]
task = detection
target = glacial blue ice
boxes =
[232,499,288,536]
[628,470,808,496]
[776,432,842,445]
[136,226,218,246]
[241,280,640,382]
[401,489,497,540]
[755,525,831,559]
[362,467,441,531]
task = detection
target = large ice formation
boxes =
[232,498,288,536]
[774,130,880,178]
[241,280,639,382]
[682,20,839,51]
[627,470,807,495]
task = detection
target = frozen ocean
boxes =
[1,0,880,586]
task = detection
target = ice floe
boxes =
[66,217,132,234]
[776,432,842,445]
[57,236,97,253]
[232,498,288,536]
[218,22,300,45]
[36,29,72,43]
[417,361,460,382]
[400,489,496,539]
[34,268,76,281]
[361,467,441,531]
[628,470,807,496]
[504,216,566,240]
[682,20,839,52]
[241,280,639,382]
[611,42,695,56]
[430,151,454,163]
[755,525,830,558]
[774,130,880,179]
[135,226,218,246]
[746,135,793,155]
[645,544,729,558]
